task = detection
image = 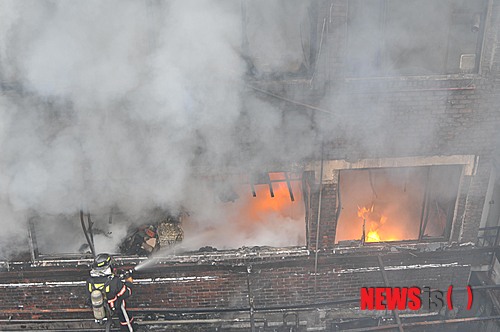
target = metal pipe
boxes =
[284,172,295,201]
[1,318,287,331]
[0,329,119,332]
[377,256,404,332]
[0,297,360,317]
[250,83,476,111]
[246,265,256,332]
[342,315,500,332]
[9,315,500,332]
[314,140,325,293]
[335,171,342,237]
[309,17,327,85]
[491,227,500,276]
[249,85,335,116]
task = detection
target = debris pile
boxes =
[119,215,184,256]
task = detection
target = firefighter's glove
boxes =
[125,276,133,283]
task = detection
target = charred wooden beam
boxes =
[87,213,94,249]
[268,182,275,198]
[284,172,295,202]
[80,210,96,258]
[27,217,39,261]
[418,168,432,241]
[250,181,256,197]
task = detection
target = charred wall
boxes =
[0,248,488,324]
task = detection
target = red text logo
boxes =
[360,286,473,311]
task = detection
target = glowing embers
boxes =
[336,166,462,244]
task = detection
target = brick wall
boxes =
[262,0,500,248]
[306,178,338,250]
[272,0,500,248]
[0,248,488,321]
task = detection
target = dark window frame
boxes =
[335,165,462,244]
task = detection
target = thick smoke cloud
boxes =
[1,0,484,257]
[0,0,313,257]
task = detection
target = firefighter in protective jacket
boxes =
[86,253,137,332]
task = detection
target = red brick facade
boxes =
[0,248,485,321]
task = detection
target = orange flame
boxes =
[358,205,387,243]
[366,231,380,242]
[182,172,306,247]
[240,180,301,224]
[357,205,373,219]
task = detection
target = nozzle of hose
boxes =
[119,269,134,279]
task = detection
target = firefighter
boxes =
[86,253,138,332]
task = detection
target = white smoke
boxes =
[2,0,477,258]
[0,0,314,257]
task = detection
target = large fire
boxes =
[357,205,387,243]
[183,172,306,249]
[336,168,429,244]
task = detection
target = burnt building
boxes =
[1,0,500,331]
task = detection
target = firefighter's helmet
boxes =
[91,253,115,276]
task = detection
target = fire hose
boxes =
[120,301,133,332]
[119,269,135,332]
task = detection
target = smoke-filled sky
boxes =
[0,0,318,257]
